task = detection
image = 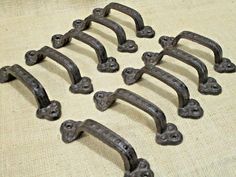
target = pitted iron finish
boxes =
[25,46,93,94]
[142,48,222,95]
[60,119,154,177]
[159,31,236,73]
[0,64,61,120]
[93,88,183,145]
[51,29,119,72]
[122,65,203,119]
[73,16,138,53]
[93,2,155,38]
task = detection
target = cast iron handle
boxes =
[122,65,203,119]
[142,48,222,95]
[0,64,61,120]
[93,2,155,38]
[51,29,119,73]
[25,46,93,94]
[60,119,154,177]
[159,31,236,73]
[93,88,183,145]
[73,15,138,53]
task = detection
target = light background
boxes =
[0,0,235,176]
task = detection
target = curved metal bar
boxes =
[0,64,61,120]
[73,15,138,53]
[93,88,183,145]
[92,2,155,38]
[51,29,119,73]
[142,48,222,95]
[122,65,203,119]
[60,119,154,177]
[25,46,93,94]
[159,31,236,73]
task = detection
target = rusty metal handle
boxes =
[0,64,61,120]
[93,88,183,145]
[73,15,138,53]
[142,48,222,95]
[122,65,203,119]
[51,29,119,73]
[25,46,93,94]
[159,31,236,73]
[93,2,155,38]
[60,119,154,177]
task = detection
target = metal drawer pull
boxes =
[25,46,93,94]
[73,15,138,53]
[94,88,183,145]
[0,64,61,120]
[159,31,236,73]
[142,49,222,95]
[60,119,154,177]
[93,2,155,38]
[51,29,119,73]
[122,65,203,119]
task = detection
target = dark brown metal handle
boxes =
[51,29,119,73]
[159,31,236,73]
[0,64,61,120]
[73,15,138,53]
[93,2,155,38]
[60,119,154,177]
[142,48,222,95]
[93,88,183,145]
[25,46,93,94]
[122,65,203,119]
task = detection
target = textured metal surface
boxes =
[122,65,203,119]
[60,119,154,177]
[73,15,138,53]
[51,29,119,72]
[142,49,222,95]
[159,31,236,73]
[93,88,183,145]
[93,2,155,38]
[0,64,61,120]
[25,46,93,94]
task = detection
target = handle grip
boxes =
[122,65,203,119]
[159,31,236,73]
[0,64,61,120]
[93,88,183,145]
[142,48,222,95]
[93,2,155,38]
[60,119,154,177]
[51,29,119,73]
[73,15,138,53]
[25,46,93,94]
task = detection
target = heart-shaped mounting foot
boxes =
[125,158,154,177]
[51,34,71,49]
[122,67,140,85]
[136,26,155,38]
[178,99,203,119]
[60,120,82,143]
[118,40,138,53]
[159,36,175,48]
[199,77,222,95]
[72,19,86,30]
[93,91,115,111]
[25,50,44,66]
[36,100,61,121]
[70,77,93,94]
[97,57,119,72]
[214,58,236,73]
[142,52,161,66]
[0,66,15,83]
[156,123,183,145]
